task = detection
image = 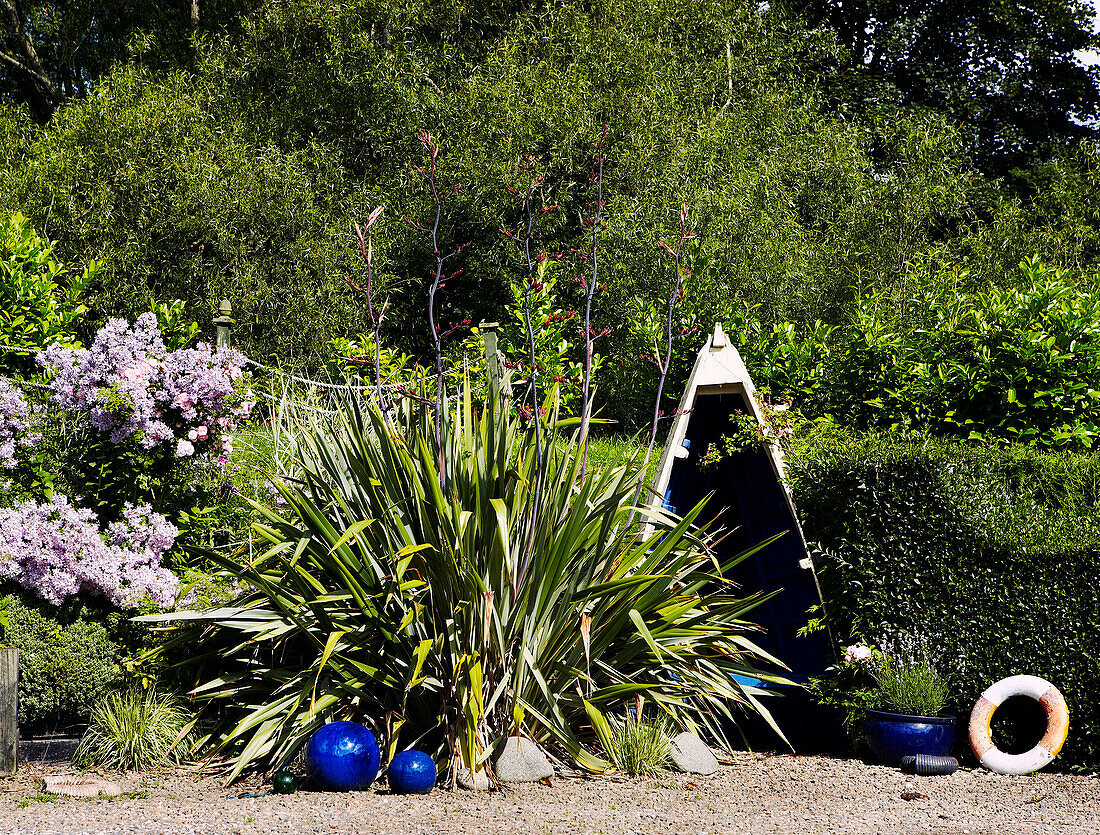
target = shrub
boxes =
[0,495,178,608]
[38,313,253,455]
[2,595,120,728]
[740,256,1100,450]
[24,313,256,534]
[789,433,1100,769]
[0,212,97,371]
[73,688,196,771]
[145,384,790,780]
[0,378,40,470]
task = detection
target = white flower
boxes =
[175,439,195,458]
[844,643,873,664]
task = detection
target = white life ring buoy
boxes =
[969,675,1068,776]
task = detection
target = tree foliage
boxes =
[784,0,1100,177]
[0,0,1099,427]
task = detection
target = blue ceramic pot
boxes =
[306,721,381,791]
[864,709,956,766]
[387,750,437,794]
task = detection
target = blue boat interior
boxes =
[660,388,833,681]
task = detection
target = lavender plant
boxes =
[0,378,41,469]
[0,494,178,607]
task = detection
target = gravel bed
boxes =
[0,753,1096,835]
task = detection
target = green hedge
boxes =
[2,594,122,730]
[788,433,1100,770]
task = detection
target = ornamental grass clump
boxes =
[73,688,196,771]
[606,707,673,777]
[143,382,790,781]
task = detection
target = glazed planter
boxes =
[864,709,956,766]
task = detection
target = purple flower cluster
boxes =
[0,378,40,469]
[0,495,179,607]
[38,314,254,456]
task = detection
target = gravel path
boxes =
[0,753,1096,835]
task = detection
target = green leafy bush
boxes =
[145,384,789,780]
[789,433,1100,769]
[0,212,97,370]
[740,256,1100,450]
[2,595,121,728]
[73,688,196,771]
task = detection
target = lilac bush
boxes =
[38,313,253,455]
[0,494,179,607]
[0,378,40,469]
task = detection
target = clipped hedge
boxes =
[788,433,1100,770]
[2,594,121,730]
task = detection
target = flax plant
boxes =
[143,382,790,781]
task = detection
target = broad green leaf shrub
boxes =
[2,595,121,729]
[0,212,98,369]
[145,385,789,780]
[739,256,1100,450]
[789,433,1100,770]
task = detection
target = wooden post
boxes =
[481,321,500,394]
[0,648,17,776]
[480,321,513,399]
[214,299,235,349]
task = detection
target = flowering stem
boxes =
[409,133,468,487]
[579,126,608,478]
[518,172,543,593]
[634,204,693,513]
[424,147,446,454]
[352,206,385,408]
[520,178,542,460]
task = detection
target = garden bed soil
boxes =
[1,752,1096,834]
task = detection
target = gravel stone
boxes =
[494,737,554,782]
[0,753,1097,834]
[669,732,719,775]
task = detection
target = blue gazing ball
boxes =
[305,721,381,791]
[387,750,437,794]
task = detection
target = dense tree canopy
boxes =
[1,0,1099,425]
[786,0,1100,176]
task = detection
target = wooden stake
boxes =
[0,648,18,776]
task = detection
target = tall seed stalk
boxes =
[578,126,609,476]
[349,205,386,407]
[502,159,558,589]
[407,132,469,485]
[635,204,694,511]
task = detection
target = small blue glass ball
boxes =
[305,721,381,791]
[387,750,436,794]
